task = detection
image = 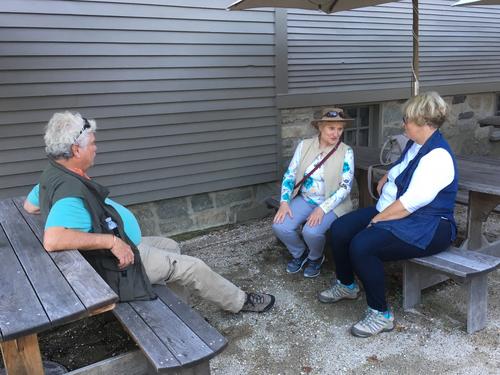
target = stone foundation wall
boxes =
[127,182,278,237]
[381,93,500,157]
[280,92,499,168]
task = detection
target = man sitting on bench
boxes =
[24,111,275,314]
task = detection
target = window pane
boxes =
[344,130,355,145]
[359,129,369,147]
[360,106,369,127]
[346,107,357,120]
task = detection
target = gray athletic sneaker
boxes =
[240,292,275,313]
[350,308,395,338]
[318,280,360,303]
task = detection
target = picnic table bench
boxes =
[0,197,117,375]
[266,146,500,333]
[0,196,227,375]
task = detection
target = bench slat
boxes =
[129,297,214,368]
[0,199,86,326]
[434,249,500,271]
[12,197,118,313]
[410,248,500,279]
[153,286,227,354]
[0,225,50,341]
[113,303,180,370]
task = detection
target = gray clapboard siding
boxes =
[0,0,278,203]
[280,0,500,106]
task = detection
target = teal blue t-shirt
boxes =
[27,184,142,246]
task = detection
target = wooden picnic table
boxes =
[352,146,500,256]
[0,197,118,375]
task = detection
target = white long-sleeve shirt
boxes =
[376,143,455,213]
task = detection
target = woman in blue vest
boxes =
[319,92,458,338]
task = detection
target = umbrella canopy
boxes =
[228,0,421,96]
[453,0,500,5]
[228,0,395,13]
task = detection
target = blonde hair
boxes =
[44,112,97,159]
[402,91,448,129]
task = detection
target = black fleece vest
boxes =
[39,158,156,302]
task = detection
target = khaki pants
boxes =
[138,236,246,313]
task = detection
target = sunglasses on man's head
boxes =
[74,118,91,144]
[323,111,345,119]
[79,118,91,135]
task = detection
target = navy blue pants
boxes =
[330,206,452,312]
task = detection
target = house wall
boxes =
[1,0,499,234]
[277,0,500,108]
[0,0,279,206]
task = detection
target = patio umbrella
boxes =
[453,0,500,5]
[228,0,422,96]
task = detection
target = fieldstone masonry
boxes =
[381,93,499,158]
[128,183,277,237]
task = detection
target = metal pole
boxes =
[412,0,419,96]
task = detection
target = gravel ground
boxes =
[181,216,500,375]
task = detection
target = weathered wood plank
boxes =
[153,286,227,354]
[129,298,214,368]
[12,197,118,313]
[466,275,488,334]
[0,198,86,326]
[433,249,500,271]
[0,334,44,375]
[66,350,212,375]
[411,248,500,278]
[402,262,421,310]
[0,225,50,341]
[67,350,148,375]
[113,302,180,370]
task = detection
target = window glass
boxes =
[341,105,378,147]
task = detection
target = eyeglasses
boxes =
[323,111,345,119]
[402,116,409,125]
[74,117,91,144]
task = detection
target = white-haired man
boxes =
[24,112,275,313]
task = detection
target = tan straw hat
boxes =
[311,107,353,128]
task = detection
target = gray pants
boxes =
[138,236,246,313]
[272,195,337,260]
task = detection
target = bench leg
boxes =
[466,274,488,334]
[403,262,421,310]
[0,334,44,375]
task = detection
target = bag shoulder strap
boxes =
[294,141,341,190]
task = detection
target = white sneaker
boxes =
[351,308,395,338]
[318,280,360,303]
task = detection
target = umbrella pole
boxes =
[412,0,419,96]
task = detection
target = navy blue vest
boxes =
[375,130,458,249]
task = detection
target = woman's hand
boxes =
[306,207,325,227]
[273,202,293,224]
[377,173,389,196]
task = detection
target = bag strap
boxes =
[294,141,341,191]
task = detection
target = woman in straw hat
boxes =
[319,92,458,338]
[272,108,354,278]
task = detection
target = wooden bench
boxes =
[5,196,227,375]
[111,286,227,375]
[403,246,500,333]
[265,195,500,333]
